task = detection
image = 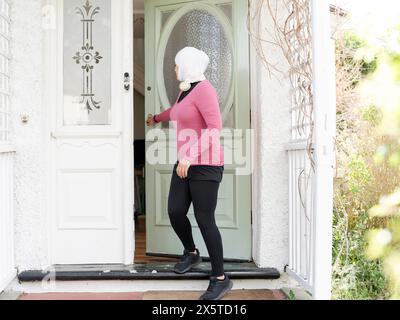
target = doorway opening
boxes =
[133,10,179,264]
[132,0,253,264]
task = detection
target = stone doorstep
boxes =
[17,292,144,300]
[281,287,312,300]
[0,291,22,300]
[14,289,287,300]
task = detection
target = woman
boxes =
[146,47,232,300]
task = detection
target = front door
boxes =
[145,0,252,260]
[48,0,134,264]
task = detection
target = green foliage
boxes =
[332,210,389,300]
[343,33,365,51]
[347,156,372,194]
[287,290,296,300]
[389,54,400,82]
[333,28,400,300]
[339,33,378,83]
[362,27,400,298]
[360,106,382,126]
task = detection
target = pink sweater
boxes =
[154,79,224,166]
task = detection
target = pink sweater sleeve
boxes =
[154,91,183,123]
[184,83,222,163]
[154,107,172,123]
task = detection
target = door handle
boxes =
[124,72,131,91]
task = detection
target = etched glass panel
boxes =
[163,9,234,127]
[63,0,111,126]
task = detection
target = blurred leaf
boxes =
[366,229,392,260]
[388,150,400,167]
[369,190,400,217]
[383,252,400,299]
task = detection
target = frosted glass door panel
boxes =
[63,0,111,126]
[163,7,234,128]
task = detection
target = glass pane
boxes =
[63,0,111,126]
[163,8,234,127]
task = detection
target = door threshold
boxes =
[145,252,252,263]
[18,262,280,282]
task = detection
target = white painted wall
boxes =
[9,0,291,273]
[250,1,292,272]
[10,0,50,271]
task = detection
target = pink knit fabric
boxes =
[154,79,224,166]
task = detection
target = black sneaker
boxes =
[199,273,233,300]
[173,248,202,274]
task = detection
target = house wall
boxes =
[10,0,291,272]
[250,1,291,271]
[10,0,50,271]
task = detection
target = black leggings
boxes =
[168,167,224,277]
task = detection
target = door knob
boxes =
[124,72,130,91]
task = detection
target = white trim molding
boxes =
[310,0,335,300]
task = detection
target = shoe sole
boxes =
[173,258,202,274]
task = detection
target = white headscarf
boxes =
[175,47,210,91]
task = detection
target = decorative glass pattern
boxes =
[163,8,234,127]
[63,0,111,126]
[0,0,10,143]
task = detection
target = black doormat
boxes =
[18,262,280,281]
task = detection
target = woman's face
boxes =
[175,64,179,80]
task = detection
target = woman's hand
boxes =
[146,114,156,127]
[176,159,191,179]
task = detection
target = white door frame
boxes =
[43,0,134,266]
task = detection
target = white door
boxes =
[47,0,134,264]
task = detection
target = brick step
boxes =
[17,289,287,300]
